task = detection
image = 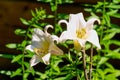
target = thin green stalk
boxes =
[22,26,31,80]
[82,48,88,80]
[100,0,106,40]
[54,0,58,34]
[89,44,93,80]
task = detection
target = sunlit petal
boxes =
[51,35,59,43]
[25,45,34,52]
[77,39,86,47]
[59,31,75,43]
[44,25,53,35]
[30,55,41,67]
[77,13,86,28]
[58,20,68,26]
[49,43,63,55]
[87,30,101,49]
[42,53,51,65]
[86,18,100,30]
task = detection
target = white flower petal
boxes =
[25,45,34,52]
[30,55,41,67]
[59,31,75,43]
[44,25,53,35]
[49,43,63,55]
[68,14,79,32]
[77,39,86,47]
[32,28,45,41]
[42,53,51,65]
[87,30,101,49]
[77,13,86,27]
[86,18,100,30]
[51,35,59,43]
[58,20,68,26]
[32,28,46,48]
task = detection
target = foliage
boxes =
[1,0,120,80]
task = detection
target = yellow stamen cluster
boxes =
[34,48,48,57]
[76,28,87,39]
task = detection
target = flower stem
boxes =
[82,48,88,80]
[22,26,31,80]
[89,44,93,80]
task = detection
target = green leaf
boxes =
[14,29,26,36]
[111,13,120,18]
[106,52,120,59]
[107,10,118,16]
[106,5,120,9]
[20,18,29,25]
[110,40,120,46]
[31,10,35,17]
[54,74,73,80]
[50,2,57,11]
[0,54,14,59]
[11,68,22,77]
[47,15,54,18]
[11,54,23,63]
[0,70,12,76]
[98,57,109,68]
[21,40,27,47]
[103,32,116,40]
[104,14,111,27]
[6,43,17,49]
[97,69,105,79]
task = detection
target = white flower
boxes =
[26,25,63,67]
[59,13,101,51]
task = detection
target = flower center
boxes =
[76,28,87,39]
[34,40,50,57]
[34,48,48,57]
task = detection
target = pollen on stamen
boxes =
[76,28,87,39]
[34,48,48,56]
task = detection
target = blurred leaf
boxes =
[11,54,23,63]
[106,4,120,9]
[6,43,17,49]
[111,13,120,18]
[113,0,120,3]
[106,51,120,59]
[104,14,111,27]
[105,63,114,70]
[14,29,26,36]
[0,70,12,76]
[11,68,22,78]
[105,74,116,80]
[110,40,120,46]
[107,10,118,15]
[50,2,57,11]
[0,54,14,59]
[105,70,120,80]
[57,13,69,19]
[47,15,54,18]
[54,74,73,80]
[21,40,27,47]
[103,32,116,40]
[98,57,109,68]
[23,73,29,79]
[97,69,105,79]
[20,18,29,25]
[31,10,35,17]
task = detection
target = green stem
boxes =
[54,0,58,34]
[89,44,93,80]
[100,0,106,40]
[82,48,88,80]
[22,26,31,80]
